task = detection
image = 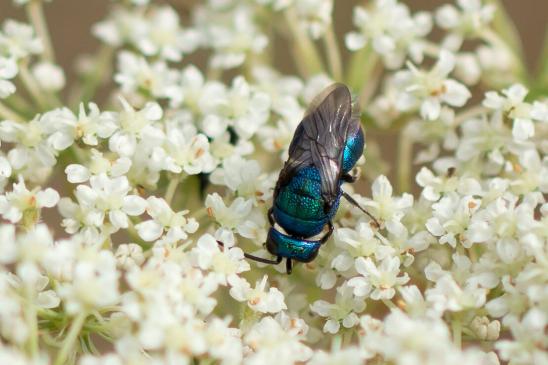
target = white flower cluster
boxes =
[0,0,546,364]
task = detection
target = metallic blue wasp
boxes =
[218,83,377,274]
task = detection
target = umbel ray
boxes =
[217,83,378,274]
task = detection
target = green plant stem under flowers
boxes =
[284,7,324,78]
[331,334,343,352]
[165,174,183,205]
[26,0,55,63]
[452,317,462,349]
[24,286,39,357]
[481,29,529,84]
[70,45,114,109]
[382,299,397,311]
[54,312,87,365]
[397,130,413,194]
[358,60,383,106]
[0,100,25,122]
[346,45,377,91]
[18,61,50,110]
[323,24,343,81]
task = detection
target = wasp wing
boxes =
[278,83,356,208]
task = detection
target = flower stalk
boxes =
[26,0,55,62]
[53,312,87,365]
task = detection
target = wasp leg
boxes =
[342,167,361,184]
[268,207,275,226]
[341,191,380,228]
[320,221,334,244]
[342,172,358,183]
[217,240,282,265]
[286,258,293,274]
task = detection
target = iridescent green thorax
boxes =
[273,166,339,238]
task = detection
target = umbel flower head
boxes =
[0,0,546,364]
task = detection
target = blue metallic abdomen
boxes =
[342,126,364,173]
[266,228,321,262]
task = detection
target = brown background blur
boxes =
[1,0,546,82]
[1,0,547,194]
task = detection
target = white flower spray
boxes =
[0,0,546,364]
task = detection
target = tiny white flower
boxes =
[218,76,271,140]
[228,275,287,313]
[244,316,312,365]
[109,99,164,157]
[73,174,146,231]
[0,56,17,98]
[135,6,200,62]
[210,155,274,204]
[135,196,198,243]
[43,103,117,148]
[31,62,65,91]
[0,20,43,59]
[55,246,120,314]
[531,101,548,123]
[483,84,534,141]
[114,51,178,100]
[293,0,333,39]
[333,221,381,272]
[436,0,495,44]
[470,316,500,341]
[65,149,131,184]
[364,175,413,225]
[426,192,481,248]
[0,177,59,224]
[192,233,250,285]
[310,284,366,333]
[345,1,432,68]
[115,243,145,270]
[395,50,471,120]
[197,5,268,69]
[351,256,409,300]
[205,193,252,231]
[151,121,215,175]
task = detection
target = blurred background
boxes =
[1,0,546,79]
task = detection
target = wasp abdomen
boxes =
[266,228,321,263]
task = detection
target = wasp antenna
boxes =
[216,240,282,265]
[341,191,380,228]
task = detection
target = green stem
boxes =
[382,299,397,311]
[0,100,26,122]
[358,59,383,106]
[453,105,488,127]
[284,7,324,78]
[397,129,413,194]
[481,29,528,84]
[26,0,55,62]
[71,46,114,108]
[191,206,208,224]
[342,330,354,347]
[323,24,343,81]
[24,286,39,357]
[53,312,87,365]
[346,45,376,91]
[452,317,462,348]
[331,334,342,352]
[165,175,182,205]
[18,61,50,110]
